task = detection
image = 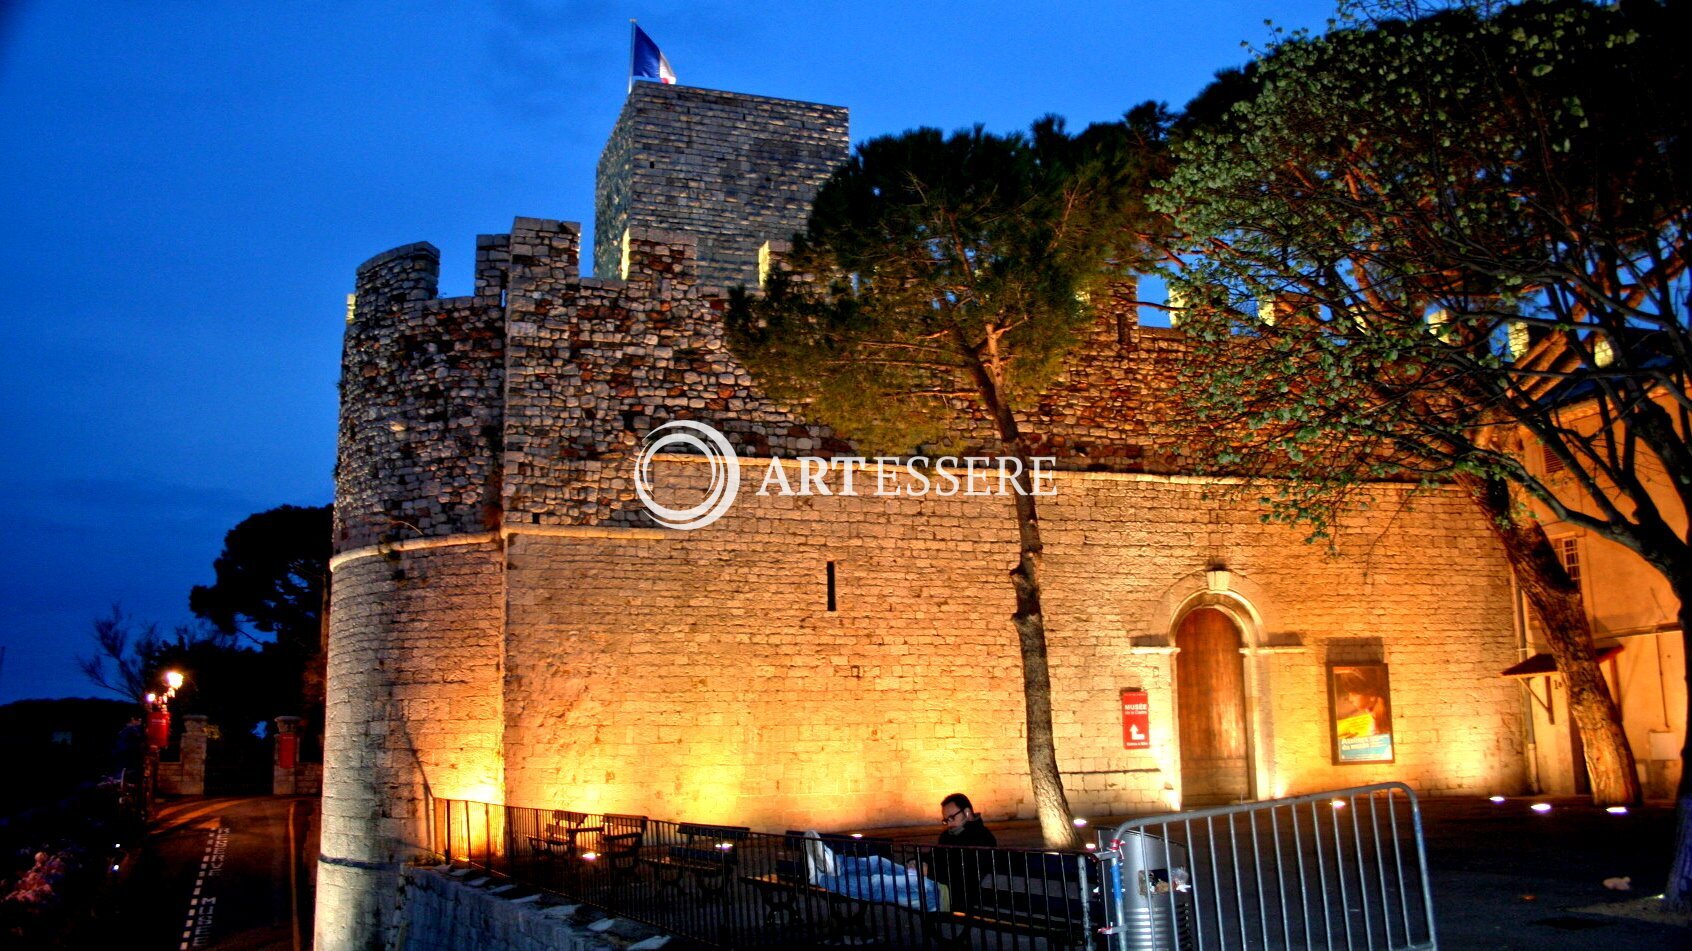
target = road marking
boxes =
[181,824,229,948]
[157,800,236,831]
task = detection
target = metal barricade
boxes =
[1097,784,1437,951]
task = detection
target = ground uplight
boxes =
[1488,795,1506,803]
[1606,806,1629,815]
[1531,802,1552,813]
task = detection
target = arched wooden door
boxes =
[1176,607,1252,806]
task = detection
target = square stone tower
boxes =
[594,82,850,289]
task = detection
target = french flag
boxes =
[631,23,677,85]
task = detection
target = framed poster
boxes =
[1328,663,1395,764]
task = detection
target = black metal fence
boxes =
[430,797,1104,949]
[429,786,1435,950]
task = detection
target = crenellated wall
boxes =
[501,221,845,528]
[336,242,507,550]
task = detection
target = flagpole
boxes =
[628,19,637,94]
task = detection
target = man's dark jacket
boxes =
[934,819,997,909]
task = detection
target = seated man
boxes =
[932,793,996,910]
[801,832,943,911]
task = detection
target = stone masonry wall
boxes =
[501,460,1523,831]
[502,221,845,527]
[594,83,849,289]
[1026,281,1202,474]
[333,220,1526,842]
[316,542,505,951]
[337,244,506,550]
[395,868,638,951]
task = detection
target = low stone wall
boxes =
[394,867,670,951]
[274,762,322,796]
[156,715,207,796]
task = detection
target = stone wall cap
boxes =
[627,80,847,116]
[512,217,581,235]
[357,241,439,276]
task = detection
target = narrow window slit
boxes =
[826,561,837,612]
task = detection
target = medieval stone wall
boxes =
[594,83,849,288]
[502,221,843,528]
[316,541,506,951]
[499,460,1521,831]
[330,224,1525,834]
[336,243,506,550]
[1026,283,1202,473]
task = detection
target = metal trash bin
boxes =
[1099,828,1194,951]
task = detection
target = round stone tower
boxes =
[315,242,509,951]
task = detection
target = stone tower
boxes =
[316,85,848,951]
[594,82,849,288]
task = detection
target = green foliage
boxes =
[730,115,1167,453]
[1159,0,1691,545]
[189,504,329,645]
[186,503,331,721]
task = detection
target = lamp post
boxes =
[144,670,184,749]
[140,670,185,818]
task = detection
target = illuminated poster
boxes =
[1121,689,1151,749]
[1328,663,1395,764]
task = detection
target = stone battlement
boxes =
[335,220,844,552]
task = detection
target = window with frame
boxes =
[1553,535,1582,589]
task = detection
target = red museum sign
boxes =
[1121,689,1150,749]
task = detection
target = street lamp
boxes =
[145,670,187,749]
[136,669,186,820]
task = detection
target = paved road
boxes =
[113,796,319,951]
[1418,796,1690,950]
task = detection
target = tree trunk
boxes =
[1664,595,1692,912]
[1461,474,1641,806]
[960,329,1080,849]
[1008,507,1082,850]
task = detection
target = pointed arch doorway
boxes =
[1176,607,1253,806]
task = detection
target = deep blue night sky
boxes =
[0,1,1338,701]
